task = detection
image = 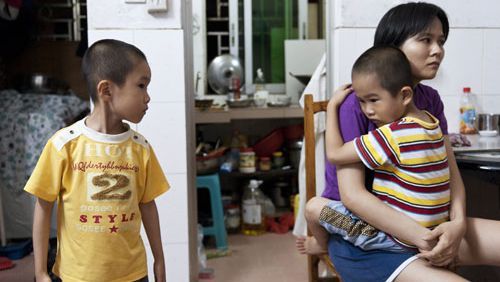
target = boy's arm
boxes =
[325,84,360,165]
[32,198,54,282]
[418,136,466,266]
[337,163,436,251]
[140,200,166,282]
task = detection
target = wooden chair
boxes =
[303,94,341,282]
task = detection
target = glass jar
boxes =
[259,156,271,171]
[272,151,285,169]
[239,147,256,173]
[225,205,241,233]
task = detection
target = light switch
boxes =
[148,0,168,14]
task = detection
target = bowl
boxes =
[195,99,214,111]
[253,98,267,107]
[267,96,291,107]
[227,98,253,108]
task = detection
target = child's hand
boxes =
[35,272,52,282]
[154,260,166,282]
[329,83,353,108]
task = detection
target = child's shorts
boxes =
[319,200,407,253]
[328,234,418,282]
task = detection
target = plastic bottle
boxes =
[254,68,269,106]
[459,87,477,134]
[241,179,266,235]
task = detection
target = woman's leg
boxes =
[458,217,500,266]
[395,258,467,282]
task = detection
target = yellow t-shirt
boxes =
[25,119,169,282]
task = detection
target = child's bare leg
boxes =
[295,196,331,255]
[395,258,468,282]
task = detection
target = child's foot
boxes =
[295,236,327,255]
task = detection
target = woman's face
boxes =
[400,17,446,84]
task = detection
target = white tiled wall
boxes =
[87,1,190,281]
[330,0,500,133]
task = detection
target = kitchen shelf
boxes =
[195,105,304,124]
[219,167,298,179]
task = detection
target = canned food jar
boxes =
[259,157,271,171]
[239,147,256,173]
[272,151,285,168]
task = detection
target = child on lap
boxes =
[296,46,448,255]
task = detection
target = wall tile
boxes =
[87,0,181,29]
[483,30,500,94]
[426,29,483,96]
[335,0,500,28]
[479,95,500,114]
[134,30,186,103]
[88,30,134,45]
[332,28,374,88]
[441,95,460,133]
[138,102,187,174]
[142,242,189,282]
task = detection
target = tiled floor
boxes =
[206,232,309,282]
[0,232,310,282]
[0,253,34,282]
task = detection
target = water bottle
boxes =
[459,87,477,134]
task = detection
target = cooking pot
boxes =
[477,113,499,136]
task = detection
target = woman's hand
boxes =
[328,83,353,108]
[417,219,466,267]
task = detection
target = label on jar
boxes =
[242,202,262,224]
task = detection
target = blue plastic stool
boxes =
[196,173,228,250]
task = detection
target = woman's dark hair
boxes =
[82,39,147,102]
[352,46,413,96]
[374,2,449,47]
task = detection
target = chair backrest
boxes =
[303,94,342,282]
[303,94,329,207]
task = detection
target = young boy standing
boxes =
[297,46,448,256]
[25,39,169,282]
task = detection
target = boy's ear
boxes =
[400,86,413,106]
[96,80,113,102]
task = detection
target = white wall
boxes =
[329,0,500,133]
[87,1,192,281]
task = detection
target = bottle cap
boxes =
[463,87,471,93]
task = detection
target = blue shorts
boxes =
[328,234,418,282]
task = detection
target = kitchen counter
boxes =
[194,105,303,124]
[453,134,500,167]
[453,134,500,152]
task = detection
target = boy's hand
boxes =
[35,272,52,282]
[329,83,353,108]
[154,259,166,282]
[417,220,465,267]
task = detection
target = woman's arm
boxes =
[140,200,166,282]
[418,136,467,266]
[32,198,54,282]
[325,84,361,165]
[337,163,435,251]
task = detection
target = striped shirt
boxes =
[354,111,450,247]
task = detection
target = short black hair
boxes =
[374,2,449,47]
[82,39,147,102]
[352,46,413,96]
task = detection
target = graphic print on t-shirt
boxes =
[87,172,132,201]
